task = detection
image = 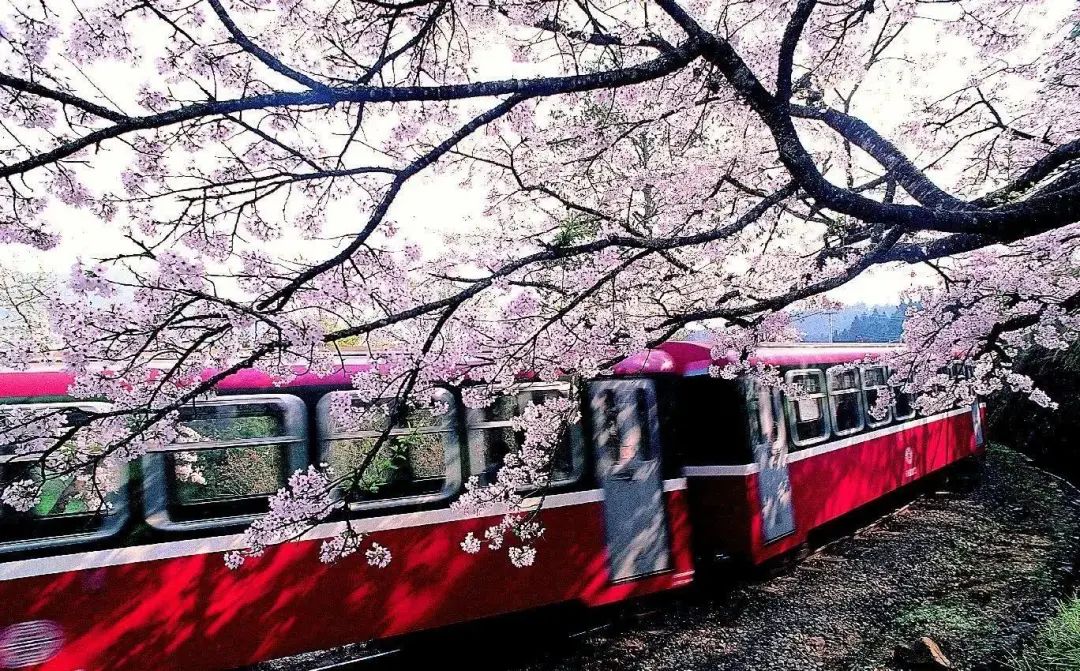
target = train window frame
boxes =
[0,401,129,554]
[588,378,663,483]
[141,394,309,532]
[827,366,865,437]
[593,386,623,470]
[465,381,585,491]
[889,368,917,421]
[783,369,832,448]
[316,388,462,514]
[860,365,892,428]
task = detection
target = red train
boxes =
[0,342,985,670]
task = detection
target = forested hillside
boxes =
[794,304,911,343]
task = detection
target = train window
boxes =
[170,444,286,504]
[142,395,308,531]
[598,389,620,465]
[465,382,584,489]
[861,366,892,428]
[890,368,917,421]
[746,381,776,447]
[828,367,865,436]
[635,388,657,461]
[318,388,462,512]
[0,402,128,553]
[783,370,831,447]
[170,403,293,504]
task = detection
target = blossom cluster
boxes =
[452,394,573,566]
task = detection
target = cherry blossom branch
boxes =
[655,0,1080,239]
[790,103,966,209]
[0,43,702,180]
[205,0,331,92]
[0,73,126,122]
[325,180,800,341]
[258,92,534,311]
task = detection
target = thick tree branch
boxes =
[974,138,1080,207]
[0,73,126,123]
[0,42,702,180]
[656,0,1080,240]
[791,104,967,209]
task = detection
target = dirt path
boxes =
[503,445,1080,671]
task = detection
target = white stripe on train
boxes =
[680,405,979,478]
[0,400,985,581]
[0,479,689,581]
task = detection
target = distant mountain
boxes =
[794,303,913,343]
[668,303,912,345]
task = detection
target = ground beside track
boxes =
[265,445,1080,671]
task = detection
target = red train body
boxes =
[0,343,984,670]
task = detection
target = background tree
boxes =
[1,0,1079,562]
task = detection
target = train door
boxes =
[971,400,985,448]
[589,380,672,581]
[961,364,985,450]
[747,381,796,542]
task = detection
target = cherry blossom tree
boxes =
[1,0,1079,563]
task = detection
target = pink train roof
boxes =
[0,343,900,399]
[0,364,372,400]
[612,342,900,377]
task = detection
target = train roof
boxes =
[0,343,902,399]
[0,363,374,400]
[612,341,901,377]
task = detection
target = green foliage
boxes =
[174,445,285,502]
[182,414,281,441]
[793,302,915,343]
[35,474,88,515]
[173,412,287,502]
[1008,598,1080,670]
[552,213,600,248]
[327,429,443,499]
[834,304,910,342]
[358,436,413,495]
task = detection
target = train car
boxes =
[0,343,983,670]
[613,341,986,566]
[0,365,693,671]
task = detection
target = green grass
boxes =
[1009,598,1080,670]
